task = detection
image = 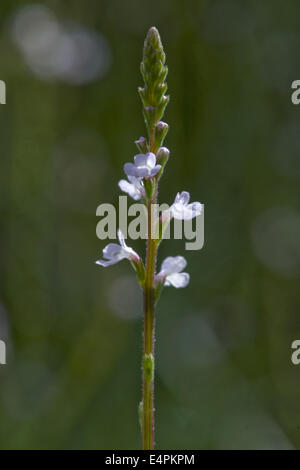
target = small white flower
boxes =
[118,175,145,200]
[96,229,139,267]
[166,191,202,220]
[156,256,190,288]
[124,153,161,179]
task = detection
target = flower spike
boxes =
[95,27,203,450]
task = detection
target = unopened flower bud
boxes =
[156,146,169,167]
[139,27,169,133]
[135,136,149,154]
[144,177,156,200]
[155,121,169,148]
[143,105,156,128]
[130,255,145,286]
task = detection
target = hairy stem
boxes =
[142,127,157,450]
[142,242,155,448]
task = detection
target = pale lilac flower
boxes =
[96,229,139,267]
[163,191,202,221]
[156,256,190,288]
[118,175,145,200]
[124,153,161,179]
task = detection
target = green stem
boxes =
[142,124,158,450]
[142,198,157,450]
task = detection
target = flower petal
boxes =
[150,164,161,177]
[169,203,188,220]
[134,167,150,178]
[118,179,142,200]
[124,162,136,177]
[117,229,126,248]
[134,154,148,167]
[145,152,156,169]
[102,243,122,259]
[165,272,190,288]
[118,179,134,194]
[117,229,139,261]
[174,191,190,205]
[95,259,118,267]
[161,256,187,275]
[186,202,202,218]
[118,179,132,193]
[171,201,202,220]
[128,175,142,185]
[96,230,140,268]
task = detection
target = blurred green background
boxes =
[0,0,300,450]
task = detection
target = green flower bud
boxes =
[156,95,169,122]
[155,121,169,148]
[143,105,156,129]
[130,257,146,286]
[139,27,169,132]
[156,146,170,167]
[144,177,156,201]
[155,278,164,304]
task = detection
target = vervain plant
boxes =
[96,27,202,450]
